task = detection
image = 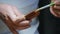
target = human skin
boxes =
[50,0,60,18]
[0,4,30,30]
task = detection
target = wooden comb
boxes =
[25,2,55,20]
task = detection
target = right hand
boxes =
[0,4,31,30]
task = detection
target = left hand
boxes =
[0,4,31,30]
[50,0,60,17]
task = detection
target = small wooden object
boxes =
[0,2,54,34]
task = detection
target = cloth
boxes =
[0,0,39,34]
[38,0,60,34]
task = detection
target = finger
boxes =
[15,20,30,30]
[0,4,18,21]
[19,20,30,26]
[0,8,8,20]
[15,20,30,27]
[5,6,18,21]
[12,6,23,16]
[12,6,25,22]
[0,4,25,22]
[54,5,60,10]
[50,6,60,17]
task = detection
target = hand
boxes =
[50,0,60,17]
[0,4,31,30]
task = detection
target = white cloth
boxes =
[0,0,39,34]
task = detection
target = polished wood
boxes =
[25,10,40,20]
